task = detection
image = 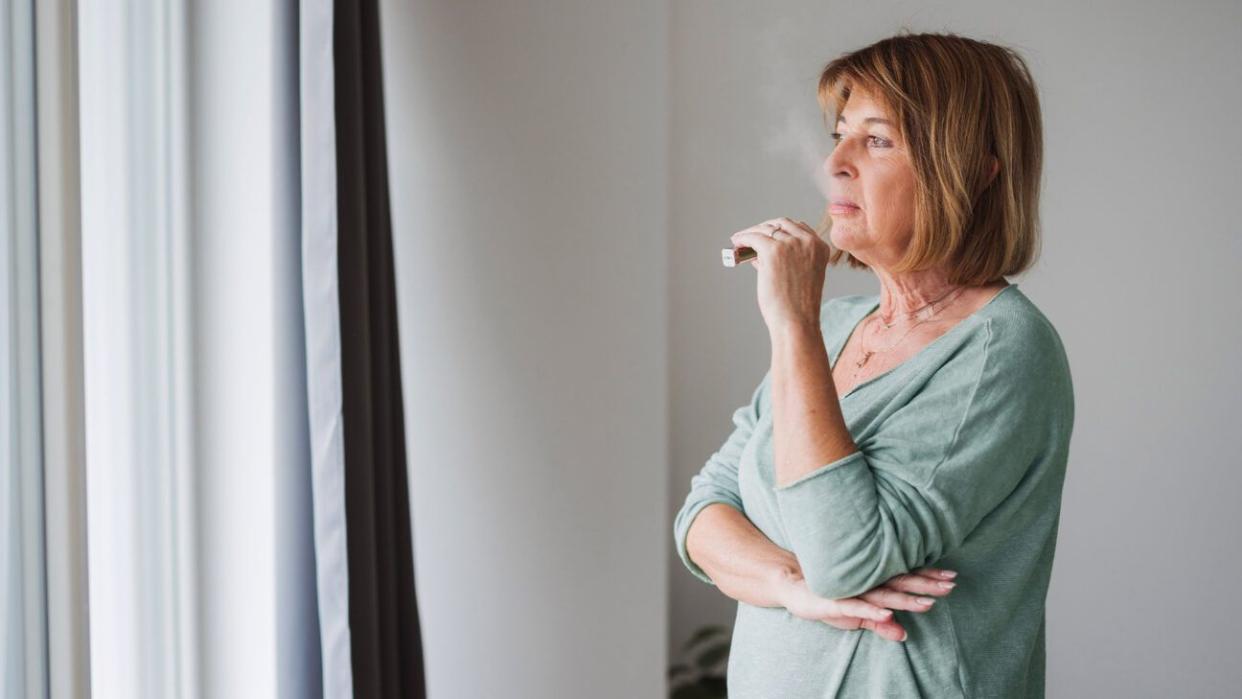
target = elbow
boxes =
[793,531,913,600]
[799,560,884,601]
[778,476,933,599]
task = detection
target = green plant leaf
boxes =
[694,641,731,670]
[667,662,694,680]
[681,624,730,653]
[699,675,728,697]
[670,682,719,699]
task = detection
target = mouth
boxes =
[829,199,861,215]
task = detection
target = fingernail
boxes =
[938,581,956,589]
[940,570,957,579]
[901,630,909,642]
[917,597,935,605]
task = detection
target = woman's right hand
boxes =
[776,567,958,642]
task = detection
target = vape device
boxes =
[721,246,757,267]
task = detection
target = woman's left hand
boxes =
[729,217,831,330]
[777,566,960,643]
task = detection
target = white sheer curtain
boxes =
[4,1,324,695]
[77,1,197,695]
[74,0,319,696]
[2,1,48,697]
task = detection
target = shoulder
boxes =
[980,287,1070,375]
[975,287,1075,423]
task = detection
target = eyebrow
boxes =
[835,115,895,127]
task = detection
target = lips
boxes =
[829,198,861,215]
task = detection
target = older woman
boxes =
[674,32,1074,698]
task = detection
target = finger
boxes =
[732,224,782,240]
[729,230,780,256]
[885,572,957,597]
[893,571,957,594]
[858,618,909,642]
[831,597,893,623]
[735,220,783,236]
[916,567,958,581]
[858,587,939,612]
[775,217,818,239]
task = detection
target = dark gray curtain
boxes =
[333,0,427,696]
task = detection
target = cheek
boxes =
[867,176,915,223]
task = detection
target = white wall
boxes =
[379,1,669,697]
[667,2,1242,697]
[379,1,1242,695]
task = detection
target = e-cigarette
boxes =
[721,246,757,267]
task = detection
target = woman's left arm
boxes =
[731,219,1073,602]
[768,321,859,488]
[727,218,866,486]
[767,320,1071,601]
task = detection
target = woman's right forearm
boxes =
[685,503,800,608]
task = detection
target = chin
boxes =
[827,227,863,249]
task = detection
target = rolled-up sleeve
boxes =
[773,321,1070,600]
[672,371,770,586]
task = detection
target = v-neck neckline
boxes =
[828,283,1018,402]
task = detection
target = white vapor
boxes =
[756,19,834,204]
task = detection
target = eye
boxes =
[828,132,892,148]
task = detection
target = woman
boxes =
[673,32,1074,698]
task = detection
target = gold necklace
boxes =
[852,287,968,374]
[875,285,965,329]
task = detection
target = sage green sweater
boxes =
[673,284,1074,698]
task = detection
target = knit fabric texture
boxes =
[673,284,1074,698]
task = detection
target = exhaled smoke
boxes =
[756,20,833,205]
[763,108,833,202]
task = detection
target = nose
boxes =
[825,139,856,180]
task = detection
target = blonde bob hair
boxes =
[815,31,1043,286]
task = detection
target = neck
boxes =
[872,267,969,322]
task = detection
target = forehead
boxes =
[834,89,895,127]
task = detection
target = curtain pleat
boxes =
[302,0,425,694]
[332,0,426,697]
[299,0,353,694]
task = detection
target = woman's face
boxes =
[823,88,917,268]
